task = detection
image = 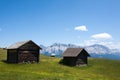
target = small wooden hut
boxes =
[7,40,42,63]
[62,48,90,66]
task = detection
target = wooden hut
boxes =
[7,40,42,63]
[62,48,90,66]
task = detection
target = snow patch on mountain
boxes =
[85,44,111,54]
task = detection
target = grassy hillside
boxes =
[0,48,120,80]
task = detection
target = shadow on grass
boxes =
[1,60,8,63]
[1,60,17,64]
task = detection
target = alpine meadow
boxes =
[0,48,120,80]
[1,0,120,80]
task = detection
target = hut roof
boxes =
[63,48,89,57]
[7,40,41,49]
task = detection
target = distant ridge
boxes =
[40,43,120,60]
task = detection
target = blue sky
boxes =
[0,0,120,49]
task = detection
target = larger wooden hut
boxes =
[7,40,42,63]
[62,48,90,66]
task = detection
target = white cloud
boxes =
[83,39,120,50]
[91,33,112,39]
[84,39,98,46]
[81,33,120,50]
[74,25,88,31]
[85,39,110,46]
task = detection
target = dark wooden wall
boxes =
[63,57,77,66]
[19,41,40,63]
[76,50,88,65]
[7,49,18,63]
[18,50,39,63]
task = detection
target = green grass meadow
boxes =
[0,48,120,80]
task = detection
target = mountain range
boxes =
[40,43,120,60]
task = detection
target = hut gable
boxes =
[62,48,90,66]
[7,40,41,63]
[7,40,41,50]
